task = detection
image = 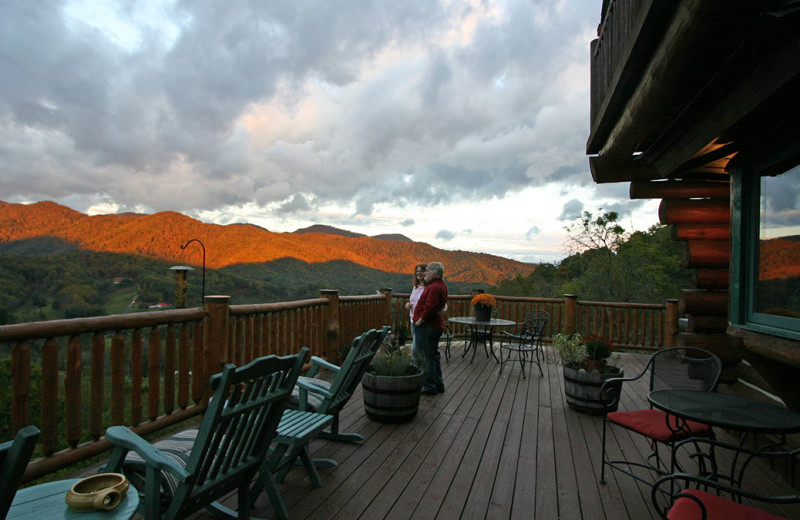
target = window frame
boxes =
[730,168,800,341]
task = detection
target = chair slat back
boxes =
[648,347,722,393]
[0,425,40,520]
[169,349,307,517]
[520,310,549,343]
[328,327,389,410]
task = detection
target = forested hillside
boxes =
[0,248,489,325]
[0,201,535,284]
[494,214,693,303]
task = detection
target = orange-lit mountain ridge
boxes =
[0,201,536,284]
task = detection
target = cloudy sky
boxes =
[1,0,661,263]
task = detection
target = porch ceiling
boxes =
[588,0,800,183]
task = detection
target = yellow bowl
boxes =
[65,473,129,512]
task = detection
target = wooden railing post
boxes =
[11,341,31,434]
[321,289,340,360]
[204,295,230,396]
[664,298,679,350]
[564,294,578,335]
[379,288,393,325]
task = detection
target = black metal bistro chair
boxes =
[498,310,549,379]
[599,347,722,488]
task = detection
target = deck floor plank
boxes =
[184,347,800,520]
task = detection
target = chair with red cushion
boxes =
[653,471,800,519]
[598,347,722,487]
[651,437,800,519]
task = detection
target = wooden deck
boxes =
[198,345,799,519]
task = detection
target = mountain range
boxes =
[0,201,536,284]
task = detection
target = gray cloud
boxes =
[558,199,584,222]
[0,0,598,223]
[760,165,800,228]
[277,194,312,215]
[525,226,541,239]
[436,230,456,241]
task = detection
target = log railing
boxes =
[1,308,207,481]
[1,290,677,483]
[390,293,678,352]
[0,290,389,483]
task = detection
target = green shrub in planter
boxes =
[363,346,424,423]
[368,346,421,376]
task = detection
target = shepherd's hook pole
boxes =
[180,238,206,304]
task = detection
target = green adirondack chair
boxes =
[103,348,307,520]
[291,326,389,443]
[1,425,41,520]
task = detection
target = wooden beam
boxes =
[686,315,729,334]
[672,223,730,241]
[630,179,729,200]
[678,240,730,269]
[589,155,661,183]
[679,289,728,316]
[692,269,729,290]
[658,199,730,225]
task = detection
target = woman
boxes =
[405,264,427,360]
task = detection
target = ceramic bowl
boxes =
[65,473,129,512]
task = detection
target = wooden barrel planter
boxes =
[362,370,423,423]
[563,366,624,415]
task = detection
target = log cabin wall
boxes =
[588,0,800,482]
[631,178,744,381]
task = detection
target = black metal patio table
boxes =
[648,389,800,436]
[447,316,516,363]
[648,389,800,485]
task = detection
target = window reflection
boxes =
[757,165,800,318]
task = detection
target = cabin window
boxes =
[740,164,800,337]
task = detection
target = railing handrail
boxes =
[229,297,328,315]
[577,300,664,309]
[0,308,206,342]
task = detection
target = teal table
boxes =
[9,479,139,520]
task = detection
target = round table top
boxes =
[648,389,800,434]
[9,478,140,520]
[448,316,516,327]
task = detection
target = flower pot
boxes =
[474,305,492,322]
[362,369,424,423]
[563,365,624,415]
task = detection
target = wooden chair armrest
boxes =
[104,426,191,482]
[297,379,335,400]
[307,356,341,378]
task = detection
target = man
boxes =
[412,262,448,395]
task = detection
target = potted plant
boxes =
[471,293,497,322]
[553,333,624,415]
[583,334,615,371]
[362,345,424,423]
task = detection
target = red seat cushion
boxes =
[668,489,785,520]
[607,409,713,443]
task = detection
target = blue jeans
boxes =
[417,324,443,391]
[410,322,420,365]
